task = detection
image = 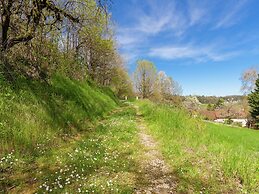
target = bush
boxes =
[224,118,233,125]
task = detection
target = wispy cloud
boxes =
[137,12,173,34]
[121,52,139,64]
[115,0,189,62]
[188,1,207,26]
[215,0,248,28]
[114,0,250,64]
[116,29,141,47]
[115,0,211,50]
[149,44,239,62]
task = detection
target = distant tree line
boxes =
[0,0,133,98]
[196,95,245,105]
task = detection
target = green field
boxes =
[138,100,259,193]
[1,76,258,193]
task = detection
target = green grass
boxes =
[137,100,259,193]
[2,74,258,193]
[0,74,149,193]
[1,105,142,193]
[0,74,122,192]
[0,74,117,155]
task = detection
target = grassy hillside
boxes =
[0,102,144,193]
[0,75,118,156]
[1,75,258,193]
[138,100,259,193]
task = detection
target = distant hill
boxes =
[196,95,245,104]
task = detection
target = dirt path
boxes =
[134,106,177,194]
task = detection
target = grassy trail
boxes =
[1,102,178,193]
[134,105,177,193]
[1,104,144,193]
[2,100,258,193]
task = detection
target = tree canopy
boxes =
[134,60,182,102]
[248,75,259,126]
[240,68,258,95]
[0,0,133,98]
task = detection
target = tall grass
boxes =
[138,100,259,193]
[1,103,143,193]
[0,74,117,156]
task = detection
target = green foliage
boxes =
[207,103,214,111]
[0,74,117,155]
[134,60,157,98]
[137,100,259,193]
[224,118,233,125]
[110,65,134,99]
[197,95,244,104]
[248,75,259,126]
[233,122,243,127]
[0,0,133,98]
[213,98,224,109]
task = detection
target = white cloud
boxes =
[115,0,190,61]
[121,51,138,63]
[188,1,207,26]
[189,8,205,26]
[149,44,238,62]
[215,0,248,28]
[137,12,173,34]
[115,0,248,64]
[115,0,189,47]
[116,32,139,46]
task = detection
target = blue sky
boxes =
[111,0,259,96]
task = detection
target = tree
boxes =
[110,57,134,98]
[213,98,224,109]
[134,60,157,98]
[248,75,259,127]
[207,104,214,111]
[0,0,111,80]
[183,96,200,112]
[156,71,172,98]
[0,0,80,52]
[171,79,183,96]
[155,71,182,100]
[0,0,135,98]
[240,68,258,95]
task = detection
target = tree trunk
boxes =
[0,52,14,81]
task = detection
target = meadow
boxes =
[0,74,125,192]
[1,73,258,193]
[138,100,259,193]
[1,104,144,193]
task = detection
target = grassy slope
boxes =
[0,75,117,155]
[0,75,129,192]
[138,100,259,193]
[21,105,141,193]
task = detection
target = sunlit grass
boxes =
[0,74,119,192]
[0,74,117,155]
[137,100,259,193]
[1,105,142,193]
